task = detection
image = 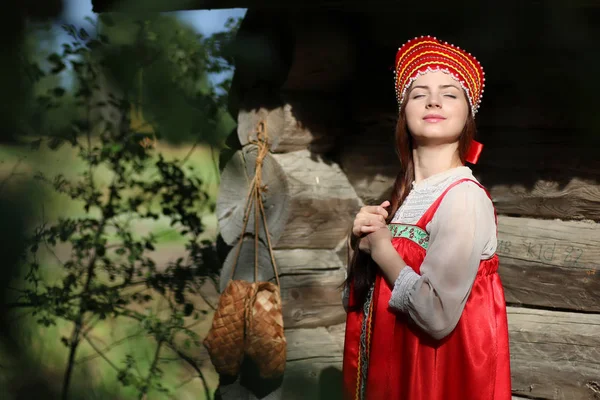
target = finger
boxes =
[362,205,388,218]
[360,225,381,233]
[366,214,385,226]
[378,202,390,219]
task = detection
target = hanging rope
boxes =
[229,120,281,288]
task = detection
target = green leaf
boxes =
[78,28,89,40]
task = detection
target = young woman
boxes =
[342,36,511,399]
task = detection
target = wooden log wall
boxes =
[213,4,600,400]
[215,11,358,400]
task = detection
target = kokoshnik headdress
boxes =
[394,36,485,164]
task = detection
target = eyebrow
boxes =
[410,84,461,91]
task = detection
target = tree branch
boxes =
[77,327,145,365]
[165,342,211,400]
[137,339,163,400]
[81,332,121,372]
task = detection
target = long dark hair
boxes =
[344,97,477,311]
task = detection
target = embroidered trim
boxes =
[396,66,478,114]
[388,224,430,249]
[356,285,375,400]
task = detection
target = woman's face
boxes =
[404,70,469,145]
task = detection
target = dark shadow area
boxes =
[224,2,600,216]
[217,357,284,399]
[346,1,600,191]
[317,366,343,400]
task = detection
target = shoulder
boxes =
[446,179,491,203]
[435,180,495,222]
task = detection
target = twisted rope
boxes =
[229,120,281,288]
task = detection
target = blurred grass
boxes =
[0,140,222,399]
[7,298,218,399]
[0,140,220,244]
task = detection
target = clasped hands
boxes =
[352,200,392,254]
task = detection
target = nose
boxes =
[426,95,441,109]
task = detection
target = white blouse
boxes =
[345,166,498,341]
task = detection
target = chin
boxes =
[412,130,461,145]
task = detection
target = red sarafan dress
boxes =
[343,178,511,400]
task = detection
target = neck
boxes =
[412,142,462,184]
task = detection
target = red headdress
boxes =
[394,36,485,163]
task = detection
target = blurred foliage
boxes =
[2,13,241,400]
[17,12,240,147]
[96,12,239,145]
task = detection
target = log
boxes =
[497,216,600,312]
[216,145,290,246]
[218,148,361,250]
[283,324,345,400]
[280,268,346,329]
[488,177,600,222]
[508,307,600,400]
[274,248,346,275]
[271,150,362,249]
[285,309,600,400]
[237,90,346,153]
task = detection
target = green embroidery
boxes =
[388,224,429,249]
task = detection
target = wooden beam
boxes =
[497,216,600,312]
[508,307,600,400]
[282,308,600,399]
[488,178,600,222]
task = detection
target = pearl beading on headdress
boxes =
[394,36,485,115]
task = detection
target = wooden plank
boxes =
[280,269,346,329]
[272,150,362,249]
[285,325,345,361]
[275,248,345,275]
[488,178,600,222]
[508,307,600,400]
[497,216,600,312]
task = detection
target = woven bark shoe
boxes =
[245,282,286,379]
[203,280,252,376]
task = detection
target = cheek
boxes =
[404,102,421,124]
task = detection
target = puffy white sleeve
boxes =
[388,182,497,340]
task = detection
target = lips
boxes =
[423,114,446,122]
